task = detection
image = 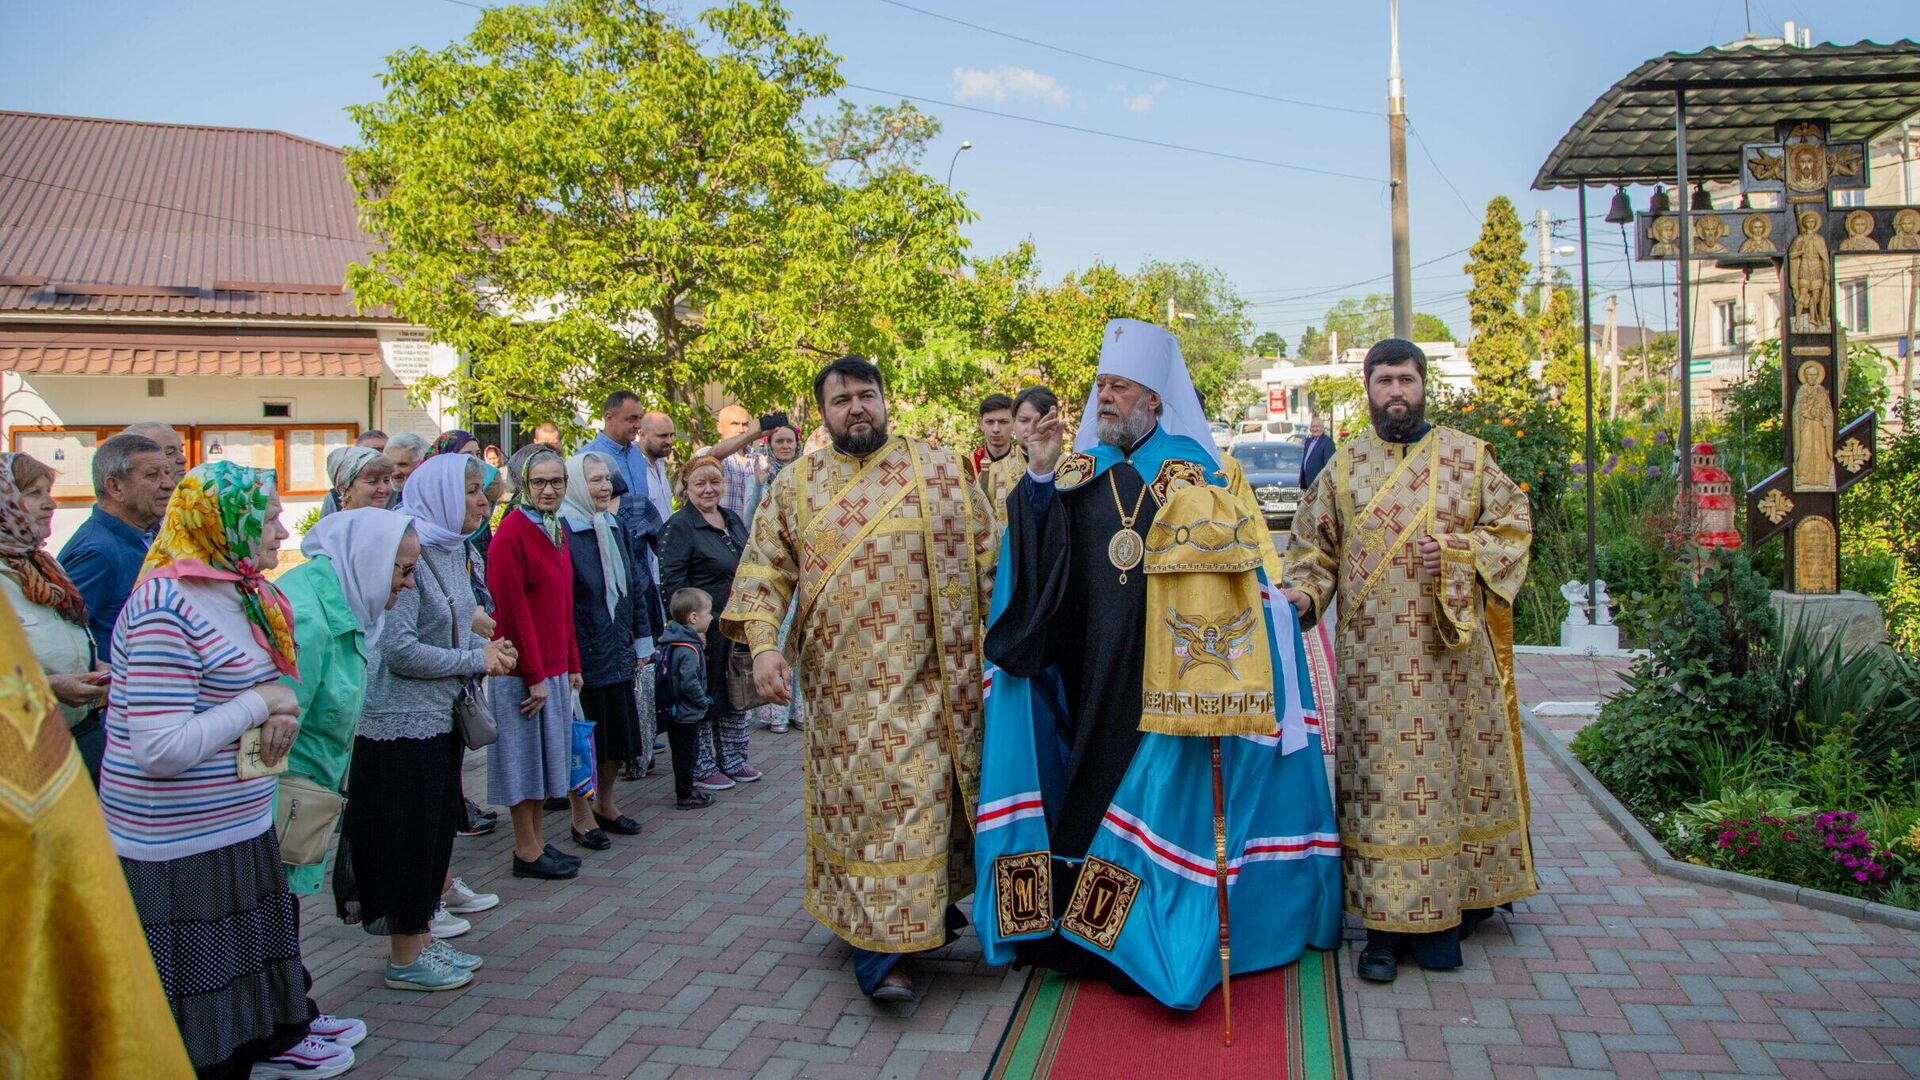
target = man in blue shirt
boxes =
[584,390,666,580]
[59,432,175,665]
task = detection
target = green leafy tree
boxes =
[1143,259,1254,418]
[1463,196,1538,409]
[1537,286,1584,419]
[1251,331,1288,357]
[344,0,968,438]
[1297,325,1330,364]
[1412,312,1456,342]
[1302,372,1363,427]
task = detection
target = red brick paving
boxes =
[300,651,1918,1078]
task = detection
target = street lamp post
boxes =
[946,140,973,187]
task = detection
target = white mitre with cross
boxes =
[1072,318,1221,468]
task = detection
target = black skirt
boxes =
[120,831,312,1071]
[335,731,462,936]
[579,679,642,763]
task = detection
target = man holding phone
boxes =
[700,404,788,519]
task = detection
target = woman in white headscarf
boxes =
[337,455,516,993]
[319,446,398,517]
[560,451,652,836]
[272,506,418,1052]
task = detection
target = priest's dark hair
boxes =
[1014,384,1058,417]
[978,393,1014,417]
[602,389,640,416]
[813,355,886,407]
[1362,338,1428,382]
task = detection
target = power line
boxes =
[842,84,1386,183]
[1237,246,1470,308]
[1405,121,1478,224]
[872,0,1378,118]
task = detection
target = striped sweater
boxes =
[100,577,277,861]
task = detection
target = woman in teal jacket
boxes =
[278,508,419,893]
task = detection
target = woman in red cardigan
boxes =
[485,446,587,880]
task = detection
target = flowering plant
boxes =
[1705,811,1900,897]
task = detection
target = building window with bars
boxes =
[1840,279,1870,334]
[1714,299,1739,347]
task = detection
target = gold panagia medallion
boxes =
[1109,527,1144,583]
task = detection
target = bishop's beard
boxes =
[1369,397,1426,442]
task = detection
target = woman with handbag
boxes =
[486,446,590,872]
[560,451,651,836]
[271,506,416,1055]
[658,454,759,792]
[340,454,515,993]
[101,462,336,1078]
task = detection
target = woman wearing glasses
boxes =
[486,446,589,879]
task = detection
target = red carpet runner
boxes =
[987,950,1350,1079]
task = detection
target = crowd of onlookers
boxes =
[0,395,808,1078]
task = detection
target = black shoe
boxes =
[1356,941,1400,983]
[676,791,714,810]
[464,797,497,823]
[512,851,579,879]
[543,796,569,812]
[594,812,642,835]
[543,843,583,866]
[571,827,611,850]
[869,971,914,1003]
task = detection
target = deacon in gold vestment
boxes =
[1282,339,1535,984]
[0,589,195,1077]
[723,356,998,1002]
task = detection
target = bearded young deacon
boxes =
[720,356,998,1003]
[1280,338,1536,984]
[974,318,1341,1010]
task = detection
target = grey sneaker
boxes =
[385,951,473,991]
[425,939,484,971]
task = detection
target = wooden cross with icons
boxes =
[1635,119,1909,592]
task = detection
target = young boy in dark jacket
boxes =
[660,588,715,809]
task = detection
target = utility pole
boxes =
[1387,0,1412,338]
[1537,208,1554,313]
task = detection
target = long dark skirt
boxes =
[121,830,312,1073]
[580,679,642,763]
[336,731,462,936]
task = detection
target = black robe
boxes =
[984,458,1161,986]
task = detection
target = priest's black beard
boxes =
[829,418,890,457]
[1370,397,1426,442]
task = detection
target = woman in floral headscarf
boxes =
[426,429,480,460]
[100,462,344,1078]
[0,452,105,733]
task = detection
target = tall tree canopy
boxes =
[1321,293,1456,350]
[1463,196,1539,408]
[345,0,967,436]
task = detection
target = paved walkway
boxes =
[305,652,1920,1078]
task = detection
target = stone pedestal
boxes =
[1560,618,1622,654]
[1769,590,1889,655]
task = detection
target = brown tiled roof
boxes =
[0,111,392,320]
[0,323,382,377]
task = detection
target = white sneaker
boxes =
[441,877,499,915]
[429,902,471,939]
[307,1013,367,1048]
[251,1036,355,1077]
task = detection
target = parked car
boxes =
[1209,421,1233,453]
[1233,418,1295,445]
[1230,441,1305,528]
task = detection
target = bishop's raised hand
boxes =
[1026,406,1064,476]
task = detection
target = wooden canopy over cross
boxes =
[1634,119,1910,593]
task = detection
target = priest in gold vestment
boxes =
[1282,338,1536,984]
[722,356,998,1002]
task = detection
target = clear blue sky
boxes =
[2,0,1911,349]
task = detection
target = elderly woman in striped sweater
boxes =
[100,462,343,1078]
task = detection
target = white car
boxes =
[1233,418,1296,445]
[1209,421,1233,452]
